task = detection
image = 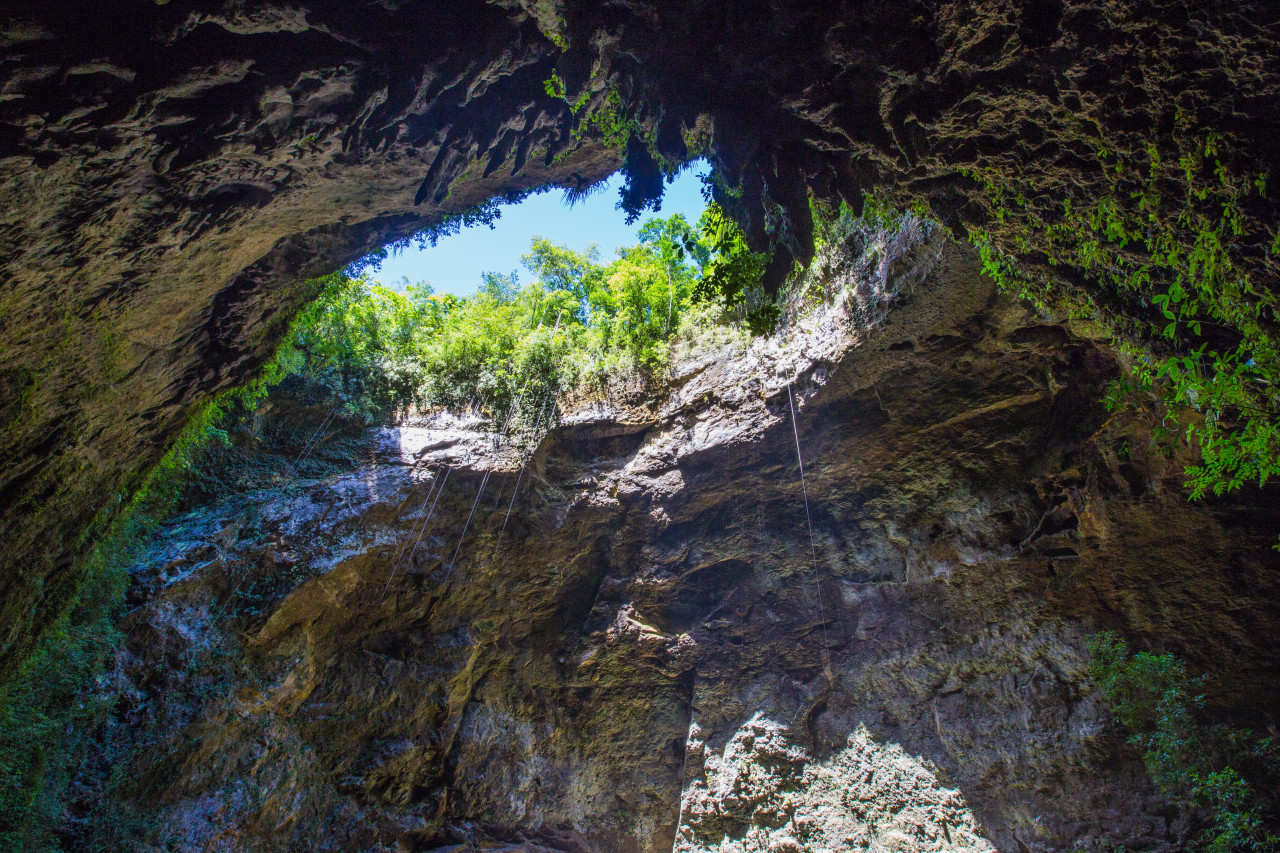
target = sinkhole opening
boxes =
[270,159,787,433]
[265,157,935,449]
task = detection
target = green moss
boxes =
[0,329,293,848]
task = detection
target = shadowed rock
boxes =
[91,241,1280,852]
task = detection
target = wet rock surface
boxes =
[93,244,1280,852]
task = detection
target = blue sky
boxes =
[371,160,711,296]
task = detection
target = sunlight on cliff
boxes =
[675,716,995,853]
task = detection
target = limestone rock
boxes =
[88,241,1280,852]
[3,0,1279,670]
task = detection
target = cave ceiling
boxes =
[1,0,1278,664]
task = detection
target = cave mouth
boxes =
[267,158,744,435]
[3,0,1280,847]
[12,195,955,853]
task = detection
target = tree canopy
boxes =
[280,205,765,424]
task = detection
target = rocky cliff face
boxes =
[4,0,1279,669]
[88,240,1280,852]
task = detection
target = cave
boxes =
[2,1,1280,850]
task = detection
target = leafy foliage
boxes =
[1087,633,1279,852]
[542,69,678,223]
[967,135,1280,509]
[794,196,939,329]
[693,204,776,334]
[282,207,770,421]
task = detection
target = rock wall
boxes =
[91,241,1280,852]
[4,0,1280,669]
[0,0,620,665]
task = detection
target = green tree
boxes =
[523,238,606,323]
[480,270,520,303]
[1088,633,1279,852]
[693,204,777,333]
[638,213,704,334]
[276,207,773,422]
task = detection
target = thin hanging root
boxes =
[380,466,451,604]
[480,482,505,535]
[498,310,563,444]
[495,388,554,548]
[296,409,344,474]
[385,465,444,578]
[381,467,450,603]
[213,421,339,618]
[528,387,553,443]
[788,383,834,684]
[496,466,525,546]
[306,407,340,454]
[292,407,337,475]
[388,473,439,573]
[445,470,490,582]
[497,315,547,438]
[297,407,335,461]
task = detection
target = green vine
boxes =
[543,69,664,165]
[966,134,1280,508]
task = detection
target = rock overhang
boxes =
[2,0,1279,675]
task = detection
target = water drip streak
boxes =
[787,383,834,683]
[380,465,450,603]
[496,388,553,546]
[385,466,444,579]
[445,470,490,581]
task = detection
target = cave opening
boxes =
[2,0,1280,849]
[268,158,750,436]
[369,164,711,298]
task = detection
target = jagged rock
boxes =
[93,242,1280,852]
[3,0,1280,670]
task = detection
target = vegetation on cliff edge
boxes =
[280,205,770,421]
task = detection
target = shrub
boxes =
[1087,632,1279,852]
